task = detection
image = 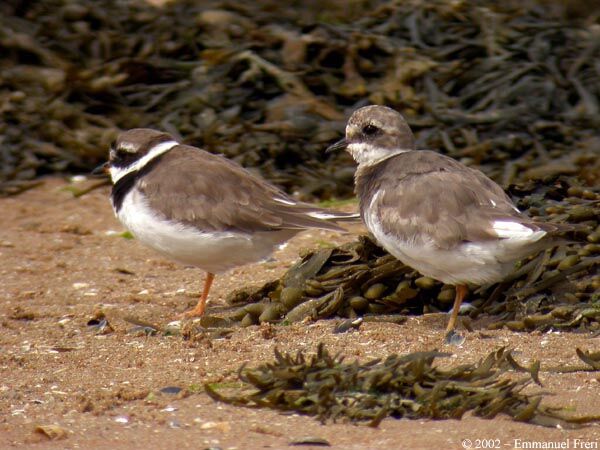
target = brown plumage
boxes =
[355,150,559,248]
[105,128,356,318]
[328,105,573,340]
[140,145,348,234]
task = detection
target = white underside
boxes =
[364,193,547,285]
[115,189,297,274]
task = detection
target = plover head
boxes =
[327,105,416,166]
[107,128,178,183]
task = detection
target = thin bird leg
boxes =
[445,284,468,334]
[181,272,215,318]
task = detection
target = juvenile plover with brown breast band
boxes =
[327,105,574,341]
[97,128,357,318]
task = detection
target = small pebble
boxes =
[57,317,71,327]
[458,303,476,314]
[199,421,231,432]
[290,437,331,446]
[160,386,183,395]
[34,424,69,440]
[444,330,465,346]
[164,320,182,335]
[333,318,363,333]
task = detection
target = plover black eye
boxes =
[362,124,380,136]
[109,144,141,168]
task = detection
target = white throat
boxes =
[347,142,412,166]
[109,140,178,183]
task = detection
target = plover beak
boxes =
[325,138,348,154]
[91,161,110,176]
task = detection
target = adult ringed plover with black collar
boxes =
[98,128,356,318]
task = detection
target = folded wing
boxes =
[139,145,351,233]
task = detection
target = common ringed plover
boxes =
[327,105,572,339]
[98,128,356,317]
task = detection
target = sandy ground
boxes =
[1,178,599,449]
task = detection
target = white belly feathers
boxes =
[114,188,295,274]
[363,192,548,286]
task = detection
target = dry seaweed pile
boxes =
[1,0,599,196]
[205,175,598,332]
[206,344,600,427]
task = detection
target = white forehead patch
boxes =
[109,140,178,184]
[118,141,140,153]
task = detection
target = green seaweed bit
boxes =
[205,344,600,428]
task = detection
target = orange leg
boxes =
[181,272,215,318]
[445,284,468,334]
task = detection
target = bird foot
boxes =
[177,306,206,319]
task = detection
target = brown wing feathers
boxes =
[359,151,546,249]
[139,145,345,233]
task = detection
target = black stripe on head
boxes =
[111,149,142,169]
[111,151,168,213]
